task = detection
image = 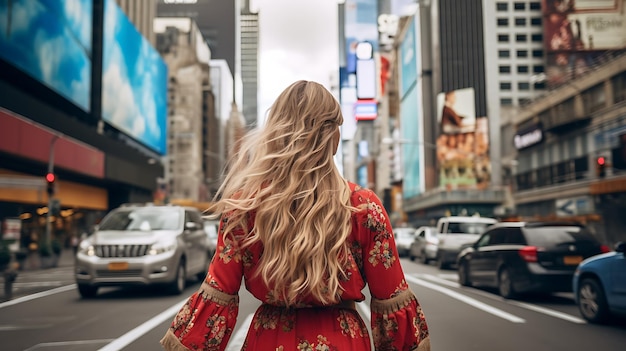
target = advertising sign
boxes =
[0,0,92,111]
[102,0,168,155]
[542,0,626,85]
[435,88,491,190]
[344,0,379,74]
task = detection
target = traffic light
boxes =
[46,172,55,196]
[596,156,606,178]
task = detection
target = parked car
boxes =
[75,203,210,298]
[573,241,626,323]
[435,216,497,269]
[457,221,610,299]
[393,227,416,257]
[409,226,438,264]
[203,219,220,258]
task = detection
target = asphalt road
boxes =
[1,257,625,351]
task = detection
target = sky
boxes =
[253,0,340,124]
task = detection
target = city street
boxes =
[1,256,625,351]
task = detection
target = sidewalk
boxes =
[1,248,76,302]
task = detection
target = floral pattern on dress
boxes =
[368,239,396,269]
[337,309,368,338]
[297,335,338,351]
[219,235,241,264]
[372,315,400,351]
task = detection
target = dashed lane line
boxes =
[0,284,77,310]
[405,274,526,323]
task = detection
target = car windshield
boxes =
[98,208,181,231]
[204,221,219,238]
[522,226,595,246]
[446,222,491,234]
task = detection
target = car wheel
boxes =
[421,250,429,264]
[77,284,98,298]
[170,260,186,295]
[437,254,448,270]
[458,261,472,287]
[498,267,516,299]
[578,277,610,324]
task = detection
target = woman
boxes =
[161,80,430,350]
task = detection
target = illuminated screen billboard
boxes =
[0,0,92,111]
[435,88,491,190]
[102,0,168,155]
[542,0,626,86]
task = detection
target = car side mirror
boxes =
[185,222,198,230]
[615,241,626,254]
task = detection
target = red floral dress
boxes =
[161,183,430,351]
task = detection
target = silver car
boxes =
[409,226,438,264]
[394,227,416,257]
[75,204,209,298]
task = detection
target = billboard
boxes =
[436,88,491,190]
[398,12,424,199]
[345,0,379,74]
[102,0,168,155]
[542,0,626,85]
[0,0,92,111]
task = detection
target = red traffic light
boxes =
[597,157,606,166]
[45,172,55,183]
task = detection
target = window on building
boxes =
[516,34,528,42]
[501,98,513,106]
[533,81,546,90]
[518,82,530,90]
[500,65,511,73]
[519,98,531,105]
[517,50,528,57]
[514,2,526,10]
[498,34,510,42]
[497,2,508,11]
[533,65,544,73]
[611,71,626,103]
[532,49,543,57]
[515,18,527,26]
[530,2,541,10]
[517,65,529,73]
[497,18,509,26]
[531,33,543,42]
[500,82,512,90]
[531,17,542,25]
[499,50,511,58]
[583,83,606,114]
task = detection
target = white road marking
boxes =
[356,301,371,322]
[24,339,114,351]
[507,300,586,324]
[97,299,187,351]
[416,273,585,324]
[405,275,526,323]
[226,313,254,351]
[0,284,76,310]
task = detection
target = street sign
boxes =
[354,100,377,121]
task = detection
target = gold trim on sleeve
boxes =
[160,329,191,351]
[199,281,239,306]
[370,288,417,315]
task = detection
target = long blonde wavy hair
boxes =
[209,80,355,306]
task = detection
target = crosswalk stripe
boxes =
[226,313,254,351]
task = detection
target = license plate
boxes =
[563,256,583,265]
[108,262,129,271]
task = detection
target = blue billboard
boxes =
[102,0,167,155]
[0,0,92,111]
[345,0,378,74]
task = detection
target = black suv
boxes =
[457,221,609,298]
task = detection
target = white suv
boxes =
[435,216,497,269]
[75,204,209,298]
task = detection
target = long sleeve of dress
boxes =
[161,217,244,351]
[355,188,430,351]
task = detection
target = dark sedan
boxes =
[457,221,610,299]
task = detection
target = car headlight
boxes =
[148,240,177,255]
[79,241,96,256]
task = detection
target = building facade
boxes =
[240,0,260,126]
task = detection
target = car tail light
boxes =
[519,246,538,262]
[600,245,611,253]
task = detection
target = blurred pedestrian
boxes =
[161,80,430,350]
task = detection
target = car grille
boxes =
[96,269,143,277]
[95,245,150,257]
